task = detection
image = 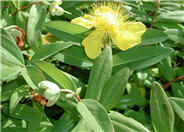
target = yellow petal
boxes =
[110,22,146,50]
[71,15,95,29]
[82,30,104,59]
[120,22,146,37]
[109,29,141,50]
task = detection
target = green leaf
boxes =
[1,77,26,102]
[1,31,24,82]
[113,46,173,72]
[9,85,29,113]
[71,119,92,132]
[2,128,27,132]
[1,31,24,65]
[157,10,184,24]
[109,111,150,132]
[34,61,77,91]
[52,113,75,132]
[54,45,93,69]
[11,104,43,132]
[30,42,73,63]
[76,99,115,132]
[150,82,174,132]
[26,65,45,85]
[141,28,168,45]
[44,21,89,43]
[169,97,184,122]
[21,67,39,90]
[158,57,175,81]
[171,82,184,98]
[124,110,152,130]
[85,47,112,100]
[27,4,46,47]
[100,67,130,111]
[116,95,148,109]
[16,11,29,31]
[165,29,184,44]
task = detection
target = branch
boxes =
[11,1,40,16]
[163,74,184,89]
[150,0,160,28]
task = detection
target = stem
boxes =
[11,1,41,16]
[60,89,82,102]
[163,74,184,89]
[150,0,160,28]
[104,39,107,48]
[74,95,81,102]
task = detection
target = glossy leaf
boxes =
[158,57,175,81]
[169,97,184,121]
[52,113,75,132]
[157,10,184,24]
[85,47,112,100]
[1,31,24,82]
[54,45,93,69]
[100,67,130,111]
[171,82,184,98]
[30,42,73,63]
[44,21,89,43]
[109,111,150,132]
[9,85,29,113]
[71,119,92,132]
[113,46,173,72]
[150,82,174,132]
[116,95,148,109]
[26,65,45,85]
[27,4,46,47]
[165,29,184,44]
[34,61,77,91]
[11,104,44,132]
[76,99,114,132]
[1,77,26,102]
[21,67,39,90]
[141,28,168,45]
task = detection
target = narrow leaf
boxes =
[150,82,174,132]
[85,47,112,100]
[44,21,89,43]
[109,111,150,132]
[34,61,77,91]
[100,67,130,111]
[113,46,173,72]
[76,99,114,132]
[169,97,184,122]
[30,42,73,63]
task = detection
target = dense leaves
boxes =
[1,1,184,132]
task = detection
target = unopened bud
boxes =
[65,94,74,98]
[76,87,81,95]
[38,81,61,106]
[49,0,70,16]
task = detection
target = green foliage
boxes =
[1,1,184,132]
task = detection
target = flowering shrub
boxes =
[1,0,184,132]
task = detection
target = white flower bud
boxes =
[65,94,74,98]
[49,0,70,16]
[38,81,61,106]
[76,87,81,95]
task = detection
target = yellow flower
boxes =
[71,2,146,59]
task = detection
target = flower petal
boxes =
[82,30,104,59]
[110,22,146,50]
[71,14,95,29]
[120,22,146,37]
[109,29,141,50]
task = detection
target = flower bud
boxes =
[38,81,60,106]
[49,0,70,16]
[65,94,74,98]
